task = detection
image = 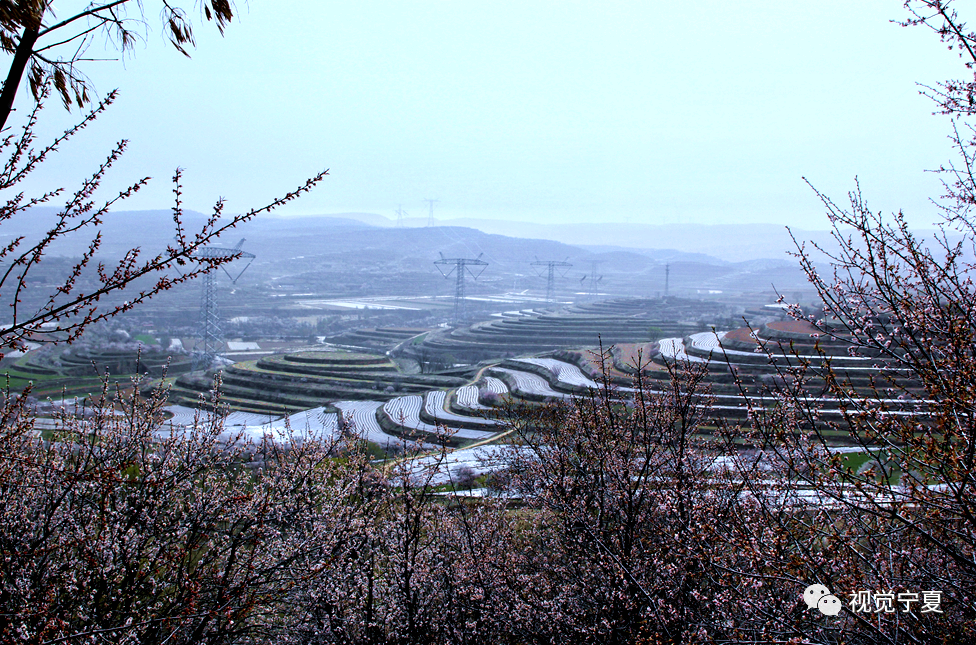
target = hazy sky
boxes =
[16,1,966,228]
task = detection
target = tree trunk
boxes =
[0,21,41,133]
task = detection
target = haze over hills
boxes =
[317,212,840,263]
[8,207,818,304]
[15,206,833,265]
[16,206,794,264]
[300,211,970,268]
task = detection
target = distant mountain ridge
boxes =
[14,208,739,266]
[16,207,959,267]
[9,207,815,295]
[277,212,834,263]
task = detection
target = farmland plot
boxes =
[489,367,572,399]
[384,395,496,441]
[424,390,501,427]
[400,444,512,485]
[511,357,599,389]
[333,399,414,448]
[249,407,339,442]
[688,330,727,352]
[162,405,278,430]
[657,337,708,363]
[481,376,509,395]
[454,385,491,411]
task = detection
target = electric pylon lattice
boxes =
[434,253,488,325]
[531,258,572,303]
[424,198,439,227]
[191,238,255,367]
[395,205,408,228]
[580,260,604,300]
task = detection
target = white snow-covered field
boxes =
[157,405,336,444]
[332,399,410,448]
[657,338,709,363]
[510,358,599,389]
[297,299,422,311]
[481,376,509,395]
[398,444,512,485]
[162,405,277,429]
[424,390,501,427]
[489,367,571,399]
[687,330,875,362]
[688,331,727,352]
[383,395,432,430]
[454,385,491,411]
[248,407,339,442]
[383,396,496,441]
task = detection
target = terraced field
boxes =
[681,328,875,366]
[109,327,923,504]
[163,405,275,427]
[487,367,571,401]
[149,304,919,467]
[381,395,496,444]
[635,320,927,435]
[658,337,706,363]
[332,400,410,448]
[168,350,466,414]
[324,327,430,352]
[2,345,192,398]
[453,385,490,411]
[401,444,512,486]
[451,378,509,413]
[422,390,501,428]
[481,377,508,395]
[155,405,338,445]
[399,297,721,364]
[58,347,193,377]
[510,357,600,389]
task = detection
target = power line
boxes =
[433,220,501,268]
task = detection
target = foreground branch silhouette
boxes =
[0,87,327,357]
[0,1,235,131]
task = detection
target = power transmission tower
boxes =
[191,239,255,368]
[423,198,439,227]
[434,252,488,325]
[531,257,572,303]
[395,205,408,228]
[665,263,670,298]
[582,260,604,299]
